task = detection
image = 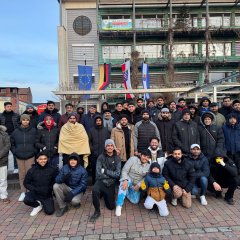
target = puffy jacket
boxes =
[222,116,240,155]
[55,153,88,196]
[198,112,225,159]
[81,111,101,133]
[187,153,210,178]
[229,109,240,123]
[88,116,110,157]
[10,126,37,160]
[38,108,61,125]
[24,162,57,199]
[172,119,200,154]
[134,120,161,152]
[155,114,175,153]
[111,123,134,161]
[0,125,11,167]
[219,106,232,118]
[162,156,196,193]
[96,151,121,187]
[35,122,59,158]
[22,110,39,129]
[127,111,142,125]
[0,111,19,135]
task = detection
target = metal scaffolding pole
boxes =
[205,0,210,84]
[133,0,136,50]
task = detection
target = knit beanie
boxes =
[67,112,77,119]
[141,109,150,115]
[20,114,30,121]
[105,139,116,148]
[182,108,191,116]
[26,104,35,109]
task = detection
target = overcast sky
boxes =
[0,0,59,103]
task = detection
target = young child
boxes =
[141,162,170,216]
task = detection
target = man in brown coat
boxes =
[111,115,134,167]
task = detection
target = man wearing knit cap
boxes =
[172,108,200,154]
[23,104,39,129]
[90,139,121,222]
[134,109,161,155]
[231,99,240,122]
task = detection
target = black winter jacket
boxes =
[11,126,37,160]
[38,108,61,125]
[24,162,57,199]
[35,122,59,158]
[0,111,19,135]
[172,119,200,154]
[23,110,39,129]
[162,156,196,193]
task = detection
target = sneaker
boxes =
[224,198,234,205]
[30,201,43,216]
[115,205,122,217]
[55,206,68,217]
[171,198,177,206]
[72,203,81,209]
[18,192,25,202]
[89,211,101,223]
[200,195,208,206]
[13,169,19,174]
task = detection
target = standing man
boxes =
[102,109,115,133]
[210,102,226,127]
[54,153,88,217]
[127,102,140,125]
[134,110,161,155]
[23,104,39,128]
[177,98,188,112]
[90,139,121,222]
[163,148,195,208]
[153,96,168,121]
[169,101,182,122]
[76,105,84,123]
[146,99,157,121]
[219,96,232,118]
[38,101,61,125]
[198,97,211,116]
[135,98,146,117]
[230,99,240,122]
[112,103,123,122]
[111,115,134,167]
[88,116,110,184]
[81,105,100,133]
[172,109,200,154]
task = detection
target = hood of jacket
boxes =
[199,97,211,107]
[116,122,132,130]
[68,153,80,167]
[157,112,172,120]
[23,109,38,116]
[37,121,57,130]
[94,115,103,128]
[200,111,216,126]
[0,125,7,132]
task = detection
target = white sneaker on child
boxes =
[115,205,122,217]
[18,192,25,202]
[171,198,177,206]
[13,169,19,174]
[200,195,208,206]
[30,201,43,216]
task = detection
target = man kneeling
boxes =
[23,152,58,216]
[54,153,88,217]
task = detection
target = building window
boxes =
[136,45,163,58]
[72,44,94,61]
[135,15,163,29]
[236,14,240,26]
[236,42,240,56]
[73,16,92,36]
[172,43,198,57]
[202,13,231,27]
[202,43,231,56]
[102,45,131,60]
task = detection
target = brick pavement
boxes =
[1,188,240,240]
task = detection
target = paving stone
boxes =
[100,234,113,239]
[218,227,232,232]
[84,235,100,240]
[204,228,219,233]
[172,229,185,235]
[231,226,240,231]
[54,238,70,240]
[156,230,171,236]
[113,233,127,239]
[185,228,205,234]
[128,232,140,238]
[141,230,156,237]
[70,237,83,240]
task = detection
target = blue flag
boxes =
[78,65,92,99]
[142,63,150,100]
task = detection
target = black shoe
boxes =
[215,192,222,199]
[72,203,81,209]
[89,211,101,223]
[55,206,68,217]
[224,198,234,205]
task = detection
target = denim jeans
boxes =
[191,176,208,196]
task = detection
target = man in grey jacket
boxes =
[115,149,151,217]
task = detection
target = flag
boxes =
[98,63,111,90]
[142,63,150,100]
[121,60,135,99]
[78,65,92,99]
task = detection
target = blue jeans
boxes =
[191,176,208,196]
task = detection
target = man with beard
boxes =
[147,99,157,121]
[38,101,61,125]
[219,96,232,118]
[102,109,115,133]
[210,102,225,127]
[177,98,188,112]
[153,96,168,121]
[58,103,79,129]
[127,102,141,125]
[163,148,195,208]
[134,110,161,156]
[23,104,39,128]
[135,98,146,117]
[154,108,175,155]
[169,101,182,122]
[230,99,240,122]
[88,116,110,184]
[76,105,84,123]
[112,103,123,122]
[111,115,134,167]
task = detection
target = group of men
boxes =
[0,95,239,222]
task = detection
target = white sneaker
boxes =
[13,169,19,174]
[18,192,25,202]
[171,198,177,206]
[30,201,43,216]
[115,205,122,217]
[200,195,208,206]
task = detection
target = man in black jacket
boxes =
[153,96,168,121]
[23,104,39,129]
[163,148,195,208]
[219,96,232,118]
[23,152,57,216]
[35,115,59,167]
[88,116,110,184]
[209,150,239,205]
[154,108,174,155]
[90,139,121,222]
[172,108,200,154]
[127,102,141,125]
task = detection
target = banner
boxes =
[78,65,92,99]
[102,19,132,30]
[121,60,135,99]
[98,63,111,90]
[142,63,150,100]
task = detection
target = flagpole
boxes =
[123,52,126,100]
[83,53,87,111]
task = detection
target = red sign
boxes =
[37,104,47,115]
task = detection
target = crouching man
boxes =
[53,153,88,217]
[23,152,58,216]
